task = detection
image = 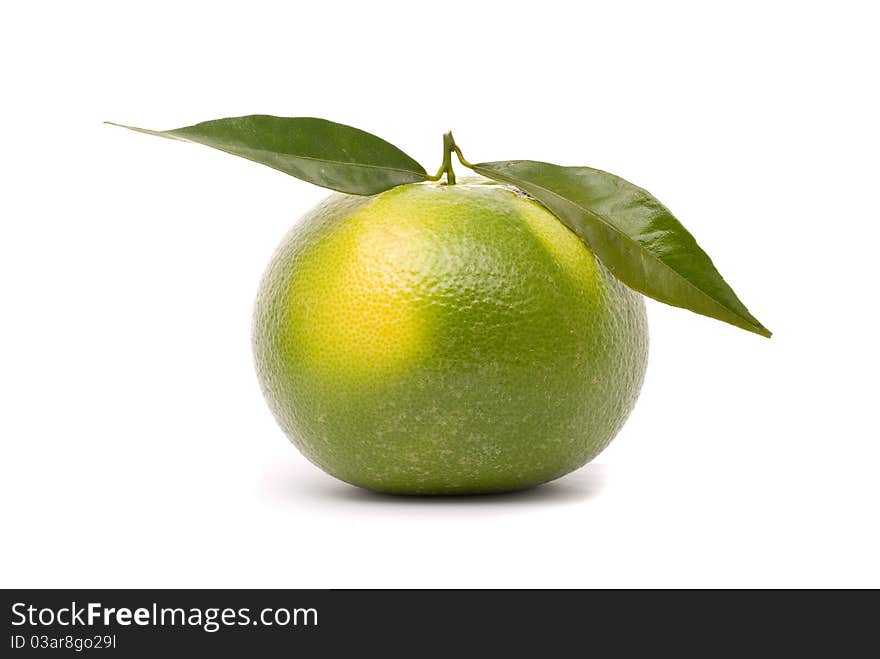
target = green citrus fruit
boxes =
[253,178,648,494]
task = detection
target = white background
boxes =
[2,1,878,588]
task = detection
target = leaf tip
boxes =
[743,320,772,338]
[105,121,137,131]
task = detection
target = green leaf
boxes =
[107,116,428,195]
[473,160,771,337]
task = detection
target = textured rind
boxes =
[253,179,648,494]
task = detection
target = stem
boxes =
[441,132,456,185]
[427,131,467,185]
[453,144,474,169]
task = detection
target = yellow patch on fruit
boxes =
[290,201,425,376]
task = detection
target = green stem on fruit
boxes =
[442,132,457,185]
[426,131,462,185]
[453,144,474,170]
